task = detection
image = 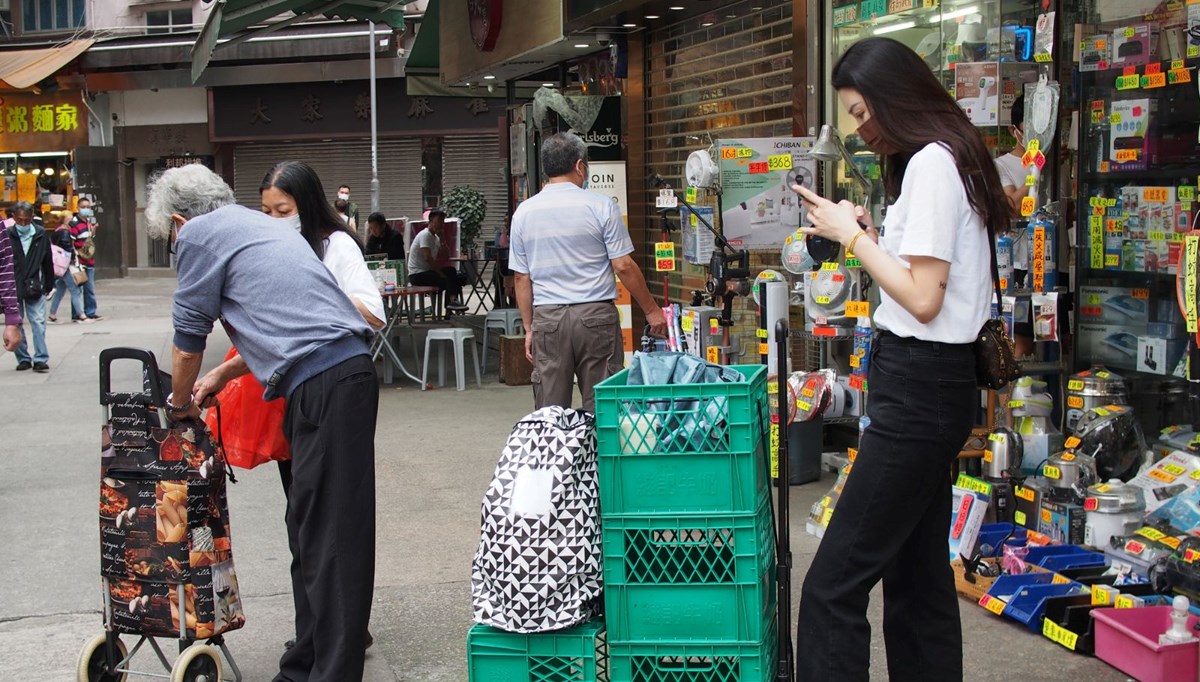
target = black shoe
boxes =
[87,314,104,321]
[15,361,31,371]
[284,638,294,651]
[365,630,374,650]
[33,362,49,373]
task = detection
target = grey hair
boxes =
[144,164,236,240]
[9,201,33,215]
[541,132,587,177]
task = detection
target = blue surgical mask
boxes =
[79,207,94,218]
[278,214,302,232]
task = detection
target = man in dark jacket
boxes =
[364,212,405,260]
[6,202,54,372]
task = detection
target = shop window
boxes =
[21,0,85,33]
[146,8,193,35]
[0,0,13,38]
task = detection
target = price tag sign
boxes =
[685,187,697,203]
[1020,196,1036,217]
[1026,139,1041,154]
[1044,464,1062,479]
[1090,219,1104,269]
[1105,254,1120,267]
[767,154,793,171]
[1169,68,1193,84]
[748,161,770,174]
[1034,52,1053,63]
[1143,73,1167,88]
[681,315,694,333]
[1067,380,1084,391]
[1025,174,1037,186]
[655,189,678,209]
[1132,288,1150,299]
[1115,149,1139,163]
[1180,186,1196,202]
[1043,619,1079,650]
[1115,75,1140,90]
[1065,436,1081,449]
[1171,59,1185,71]
[845,301,870,317]
[849,354,861,368]
[1090,110,1103,124]
[769,423,779,478]
[759,342,770,356]
[706,346,720,364]
[1143,187,1170,203]
[980,594,1007,616]
[737,147,753,158]
[654,242,676,272]
[1067,396,1084,408]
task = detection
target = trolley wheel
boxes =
[170,644,223,682]
[76,634,129,682]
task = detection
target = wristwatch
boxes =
[166,392,194,414]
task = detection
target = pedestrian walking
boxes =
[6,201,54,372]
[69,197,102,320]
[46,211,88,324]
[145,164,378,682]
[509,132,666,412]
[790,37,1007,682]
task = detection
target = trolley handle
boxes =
[99,347,167,408]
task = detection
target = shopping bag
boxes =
[203,347,290,469]
[51,244,70,278]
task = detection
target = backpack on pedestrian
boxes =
[471,406,603,633]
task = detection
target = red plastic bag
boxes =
[204,347,290,469]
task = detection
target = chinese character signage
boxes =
[0,91,87,153]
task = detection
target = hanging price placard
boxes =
[1186,235,1199,334]
[767,154,793,170]
[1020,196,1036,217]
[654,242,676,271]
[1032,226,1046,291]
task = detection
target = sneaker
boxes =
[73,317,93,324]
[87,314,104,321]
[32,362,48,373]
[15,361,31,371]
[47,313,58,323]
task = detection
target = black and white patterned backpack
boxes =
[471,407,602,633]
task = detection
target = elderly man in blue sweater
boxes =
[145,164,377,682]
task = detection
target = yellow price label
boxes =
[980,594,1007,615]
[821,261,840,271]
[1163,463,1187,476]
[1110,112,1122,124]
[1092,585,1114,605]
[1192,468,1200,481]
[847,447,858,462]
[1025,174,1037,186]
[1191,45,1200,58]
[1162,536,1181,549]
[1043,618,1079,650]
[1115,595,1136,609]
[821,506,833,525]
[796,399,811,412]
[654,242,676,272]
[1124,27,1136,38]
[767,154,793,171]
[815,296,831,305]
[1067,380,1084,391]
[801,387,815,398]
[758,342,769,356]
[1067,396,1083,408]
[849,354,861,368]
[681,316,694,333]
[737,147,754,158]
[756,328,768,339]
[1051,573,1072,585]
[685,187,697,203]
[845,301,870,317]
[1180,186,1196,202]
[983,449,993,463]
[1027,139,1041,154]
[706,346,720,363]
[1172,59,1186,70]
[1034,52,1053,63]
[1014,510,1026,526]
[1150,469,1179,483]
[1020,196,1036,217]
[1105,254,1120,267]
[1136,526,1166,542]
[1015,486,1035,502]
[1044,465,1062,479]
[1060,453,1076,462]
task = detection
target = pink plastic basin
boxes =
[1091,605,1199,682]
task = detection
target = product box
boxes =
[1014,478,1049,531]
[950,480,991,561]
[1077,286,1150,326]
[1076,323,1144,370]
[1110,23,1156,67]
[1038,499,1087,545]
[1081,34,1111,71]
[1127,450,1200,512]
[1136,335,1187,375]
[1109,99,1152,170]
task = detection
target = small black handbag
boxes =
[975,225,1022,390]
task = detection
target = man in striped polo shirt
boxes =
[510,132,667,412]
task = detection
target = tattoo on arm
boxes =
[939,281,947,290]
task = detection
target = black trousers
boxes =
[796,332,976,682]
[275,355,378,682]
[410,267,463,298]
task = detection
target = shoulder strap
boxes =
[987,224,1002,317]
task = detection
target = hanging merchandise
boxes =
[1083,480,1147,549]
[1066,366,1129,432]
[1032,292,1060,342]
[788,370,838,423]
[685,148,720,190]
[1070,404,1148,482]
[805,262,855,334]
[1033,12,1055,63]
[1027,211,1056,293]
[780,229,814,275]
[1025,75,1060,152]
[996,231,1014,294]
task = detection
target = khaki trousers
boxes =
[530,301,623,412]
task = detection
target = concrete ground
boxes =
[0,278,1133,681]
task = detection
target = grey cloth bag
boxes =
[471,406,602,633]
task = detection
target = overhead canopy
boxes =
[191,0,406,82]
[405,0,438,70]
[0,40,95,92]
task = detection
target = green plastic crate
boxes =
[602,500,777,643]
[608,619,778,682]
[593,365,770,516]
[467,620,608,682]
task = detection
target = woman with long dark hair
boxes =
[791,37,1008,681]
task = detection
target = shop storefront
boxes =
[209,78,504,228]
[0,90,89,211]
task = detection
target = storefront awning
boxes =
[0,40,95,92]
[191,0,406,82]
[405,0,438,70]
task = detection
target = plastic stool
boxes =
[422,328,481,391]
[481,309,524,369]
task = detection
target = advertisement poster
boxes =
[955,62,1000,126]
[586,160,633,364]
[718,137,816,249]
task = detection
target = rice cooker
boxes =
[984,427,1023,523]
[1071,404,1147,481]
[1083,479,1146,549]
[1065,366,1127,432]
[1043,450,1099,503]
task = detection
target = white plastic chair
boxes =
[422,328,481,391]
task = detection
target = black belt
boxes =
[874,329,971,350]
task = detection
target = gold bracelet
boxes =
[847,231,864,256]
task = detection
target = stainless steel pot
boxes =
[985,427,1024,480]
[1066,366,1127,432]
[1044,450,1099,501]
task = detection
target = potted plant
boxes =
[443,185,488,256]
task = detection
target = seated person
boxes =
[407,207,465,308]
[365,212,405,260]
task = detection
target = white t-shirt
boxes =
[322,231,385,323]
[994,152,1031,269]
[873,143,991,344]
[407,228,439,277]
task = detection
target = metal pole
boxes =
[369,21,381,214]
[775,319,794,681]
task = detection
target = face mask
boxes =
[79,207,94,217]
[279,213,302,232]
[857,117,898,156]
[337,193,350,201]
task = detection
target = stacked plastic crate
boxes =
[594,364,778,682]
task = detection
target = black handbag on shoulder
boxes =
[975,226,1021,390]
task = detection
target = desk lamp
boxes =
[808,124,874,262]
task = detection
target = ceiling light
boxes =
[726,13,736,18]
[669,5,684,9]
[644,14,660,20]
[622,23,637,27]
[937,5,980,21]
[701,22,713,27]
[44,167,54,175]
[483,75,495,80]
[873,20,916,35]
[574,43,590,48]
[30,169,40,176]
[542,83,554,87]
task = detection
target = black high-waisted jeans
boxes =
[796,331,976,682]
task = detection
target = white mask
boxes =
[337,193,350,201]
[279,213,302,232]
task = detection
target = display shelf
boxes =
[1081,170,1200,182]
